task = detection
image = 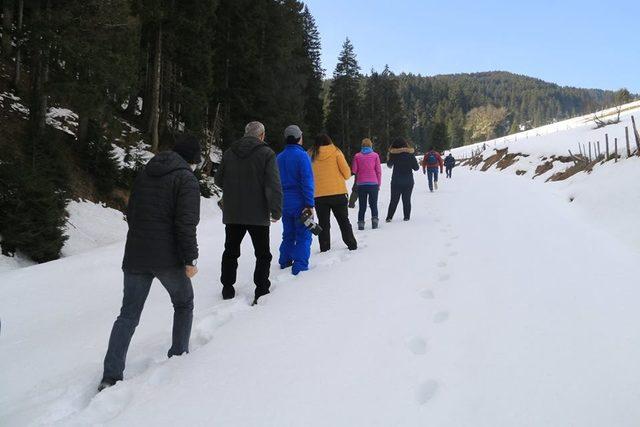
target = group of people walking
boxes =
[98,121,456,392]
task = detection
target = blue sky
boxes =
[304,0,640,92]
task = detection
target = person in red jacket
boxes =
[421,147,444,192]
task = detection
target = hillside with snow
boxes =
[2,106,640,425]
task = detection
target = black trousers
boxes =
[315,194,357,252]
[446,166,453,178]
[221,224,272,299]
[386,182,414,220]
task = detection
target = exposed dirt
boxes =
[481,148,507,171]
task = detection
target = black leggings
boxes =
[386,182,414,220]
[315,194,357,252]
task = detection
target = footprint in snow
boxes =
[448,251,458,257]
[420,289,435,299]
[437,261,447,268]
[416,380,440,405]
[433,311,450,324]
[438,274,450,282]
[406,336,428,355]
[444,242,452,248]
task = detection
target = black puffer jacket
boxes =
[122,151,200,270]
[215,136,282,226]
[387,147,420,186]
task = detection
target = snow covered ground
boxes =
[2,162,640,425]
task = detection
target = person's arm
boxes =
[387,152,395,169]
[174,172,201,265]
[438,153,444,173]
[411,155,420,171]
[299,154,315,208]
[421,156,426,173]
[351,154,359,176]
[337,151,351,180]
[264,152,283,221]
[375,154,382,186]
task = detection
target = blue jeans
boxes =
[279,206,312,274]
[427,168,439,191]
[357,185,379,222]
[103,267,194,381]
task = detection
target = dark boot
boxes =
[222,286,235,300]
[372,218,379,229]
[357,221,365,231]
[98,377,118,393]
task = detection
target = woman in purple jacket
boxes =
[351,138,382,230]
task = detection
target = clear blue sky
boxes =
[304,0,640,92]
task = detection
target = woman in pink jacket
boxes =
[351,138,382,230]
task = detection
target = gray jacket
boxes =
[215,136,283,226]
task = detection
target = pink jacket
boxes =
[352,151,382,186]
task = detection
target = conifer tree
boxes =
[326,38,363,160]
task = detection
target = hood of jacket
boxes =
[312,144,341,161]
[231,136,268,159]
[145,151,192,177]
[389,147,415,155]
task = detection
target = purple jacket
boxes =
[352,150,382,186]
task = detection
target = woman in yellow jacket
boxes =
[309,134,358,252]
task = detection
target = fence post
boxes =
[614,138,618,163]
[632,115,640,156]
[605,134,610,160]
[588,142,592,161]
[597,141,601,158]
[626,127,632,157]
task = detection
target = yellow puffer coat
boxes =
[309,145,351,198]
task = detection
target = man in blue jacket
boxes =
[277,125,315,275]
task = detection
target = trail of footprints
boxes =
[409,219,458,406]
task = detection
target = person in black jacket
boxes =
[99,135,202,392]
[444,152,456,178]
[385,137,420,222]
[214,121,283,304]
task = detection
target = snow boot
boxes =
[222,286,235,300]
[372,218,379,229]
[434,181,438,190]
[358,221,365,231]
[385,218,392,223]
[98,378,118,393]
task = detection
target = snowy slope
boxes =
[2,164,640,426]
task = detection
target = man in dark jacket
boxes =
[215,121,283,304]
[99,135,201,392]
[444,153,456,178]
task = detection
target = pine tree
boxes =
[325,38,363,160]
[301,5,324,139]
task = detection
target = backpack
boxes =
[426,152,437,164]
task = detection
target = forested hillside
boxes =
[0,0,323,263]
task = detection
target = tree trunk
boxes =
[78,111,90,144]
[2,0,14,57]
[13,0,23,86]
[148,23,162,152]
[28,0,48,169]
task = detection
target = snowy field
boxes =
[2,159,640,425]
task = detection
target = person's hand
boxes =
[185,265,198,278]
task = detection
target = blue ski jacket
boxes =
[277,144,315,210]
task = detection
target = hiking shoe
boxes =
[434,181,438,190]
[358,221,365,231]
[372,218,379,229]
[280,261,293,269]
[385,218,392,223]
[98,378,118,393]
[403,218,410,222]
[222,286,235,300]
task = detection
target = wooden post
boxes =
[588,142,592,161]
[626,127,632,157]
[597,141,601,158]
[614,138,618,163]
[605,134,609,160]
[578,144,583,156]
[632,116,640,156]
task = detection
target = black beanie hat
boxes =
[173,134,202,164]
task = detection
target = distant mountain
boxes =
[396,71,632,149]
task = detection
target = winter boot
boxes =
[372,218,379,229]
[358,221,365,231]
[434,181,438,190]
[385,218,392,223]
[222,286,236,300]
[98,378,118,393]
